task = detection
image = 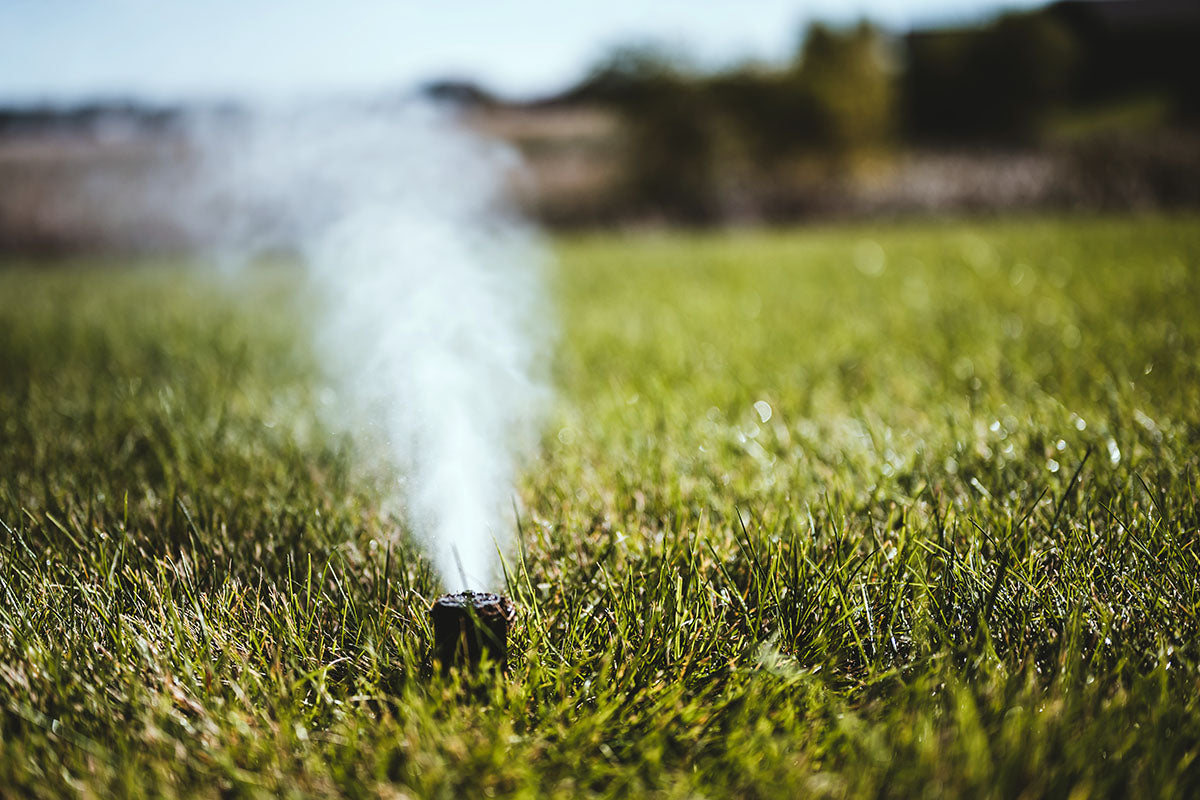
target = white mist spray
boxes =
[187,101,549,589]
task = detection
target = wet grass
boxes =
[1,214,1199,798]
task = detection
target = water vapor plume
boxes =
[186,101,550,589]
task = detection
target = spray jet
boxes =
[183,100,546,673]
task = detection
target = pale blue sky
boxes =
[1,0,1046,104]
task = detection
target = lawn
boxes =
[1,214,1199,798]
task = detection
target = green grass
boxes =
[2,214,1199,798]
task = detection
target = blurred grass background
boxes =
[2,214,1198,797]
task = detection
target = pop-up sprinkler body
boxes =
[429,591,517,676]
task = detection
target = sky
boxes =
[1,0,1047,105]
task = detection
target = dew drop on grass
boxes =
[853,240,886,276]
[1047,459,1060,473]
[961,234,996,274]
[1134,409,1161,441]
[753,400,772,423]
[1107,438,1121,465]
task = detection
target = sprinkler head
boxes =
[429,591,517,676]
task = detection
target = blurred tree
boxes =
[706,69,823,167]
[904,12,1080,144]
[1049,0,1200,123]
[793,22,897,154]
[571,45,722,223]
[708,23,897,165]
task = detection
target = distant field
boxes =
[2,215,1199,797]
